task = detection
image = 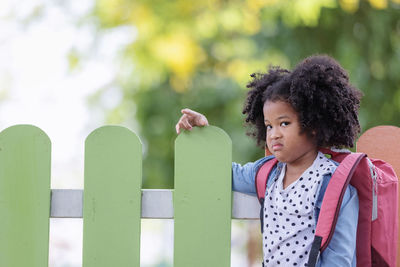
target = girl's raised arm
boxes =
[175,108,209,134]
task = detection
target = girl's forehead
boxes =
[263,100,298,120]
[263,100,295,112]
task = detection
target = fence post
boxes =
[0,125,51,267]
[83,126,142,267]
[174,126,232,267]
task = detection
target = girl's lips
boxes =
[272,144,283,151]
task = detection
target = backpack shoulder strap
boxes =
[255,158,278,204]
[307,152,366,267]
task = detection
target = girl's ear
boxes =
[311,130,319,146]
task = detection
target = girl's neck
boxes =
[283,150,318,189]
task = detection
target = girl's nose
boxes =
[269,127,282,139]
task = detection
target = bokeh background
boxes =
[1,0,399,266]
[93,0,400,189]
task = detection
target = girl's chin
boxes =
[273,152,292,163]
[272,154,287,162]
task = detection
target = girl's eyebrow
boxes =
[264,115,290,123]
[277,115,290,120]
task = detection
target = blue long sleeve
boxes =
[231,156,273,196]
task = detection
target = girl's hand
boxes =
[175,108,209,134]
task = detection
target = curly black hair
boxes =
[243,55,363,149]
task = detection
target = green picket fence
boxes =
[0,124,238,267]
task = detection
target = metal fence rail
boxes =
[50,189,260,219]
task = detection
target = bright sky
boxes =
[0,1,134,189]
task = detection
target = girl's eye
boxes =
[266,125,272,130]
[281,122,290,127]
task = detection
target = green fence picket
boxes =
[0,125,51,267]
[83,126,142,267]
[174,126,232,267]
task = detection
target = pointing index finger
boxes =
[181,108,199,117]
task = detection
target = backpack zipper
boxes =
[368,158,378,221]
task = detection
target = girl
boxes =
[176,55,362,266]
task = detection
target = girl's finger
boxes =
[181,118,192,130]
[178,115,191,129]
[176,116,187,134]
[176,120,188,134]
[197,117,209,126]
[181,108,201,118]
[175,123,181,134]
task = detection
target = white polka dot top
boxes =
[262,152,336,266]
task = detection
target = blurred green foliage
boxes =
[91,0,400,188]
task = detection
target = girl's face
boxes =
[263,100,318,168]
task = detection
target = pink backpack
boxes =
[255,149,398,267]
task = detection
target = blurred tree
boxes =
[89,0,400,189]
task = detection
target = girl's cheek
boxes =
[266,139,272,149]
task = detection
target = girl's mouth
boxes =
[272,144,283,151]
